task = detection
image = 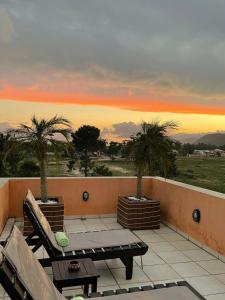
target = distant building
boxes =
[214,149,225,157]
[189,149,225,157]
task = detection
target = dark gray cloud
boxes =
[103,124,225,142]
[102,122,141,139]
[1,0,225,97]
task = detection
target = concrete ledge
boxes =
[154,177,225,200]
[7,176,152,180]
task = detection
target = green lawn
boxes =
[172,157,225,193]
[98,157,225,194]
[94,159,135,176]
[47,160,81,177]
[47,158,136,177]
[47,157,225,194]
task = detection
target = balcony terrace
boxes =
[1,177,225,299]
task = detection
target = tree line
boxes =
[0,116,178,201]
[0,123,123,178]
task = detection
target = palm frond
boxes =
[46,115,71,128]
[130,120,178,176]
[46,128,72,140]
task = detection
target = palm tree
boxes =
[129,121,178,199]
[11,115,71,202]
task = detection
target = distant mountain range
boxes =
[172,133,205,144]
[195,133,225,146]
[172,132,225,145]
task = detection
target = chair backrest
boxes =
[0,243,32,299]
[1,226,64,300]
[24,189,62,256]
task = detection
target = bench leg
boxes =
[84,284,89,295]
[32,241,42,253]
[121,256,133,280]
[91,279,97,293]
[25,231,36,243]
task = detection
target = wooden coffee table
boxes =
[52,258,100,295]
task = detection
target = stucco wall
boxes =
[2,176,225,257]
[9,177,152,217]
[151,177,225,256]
[0,179,9,234]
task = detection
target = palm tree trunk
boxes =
[136,169,142,199]
[40,159,48,203]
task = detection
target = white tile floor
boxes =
[1,217,225,299]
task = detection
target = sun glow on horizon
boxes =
[1,99,225,142]
[1,84,225,117]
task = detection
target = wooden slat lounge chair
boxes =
[0,226,206,300]
[23,190,148,279]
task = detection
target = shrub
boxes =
[92,165,112,176]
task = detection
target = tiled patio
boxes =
[1,217,225,299]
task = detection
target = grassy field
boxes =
[96,157,225,193]
[172,157,225,193]
[94,159,135,176]
[47,160,81,177]
[47,157,225,194]
[47,159,135,177]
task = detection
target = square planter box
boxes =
[117,196,160,230]
[23,196,64,236]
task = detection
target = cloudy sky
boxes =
[1,0,225,139]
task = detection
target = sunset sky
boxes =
[1,0,225,140]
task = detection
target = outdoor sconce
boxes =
[82,191,89,201]
[192,209,201,223]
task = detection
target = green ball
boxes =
[73,297,84,300]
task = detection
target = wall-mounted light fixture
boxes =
[82,191,89,201]
[192,209,201,223]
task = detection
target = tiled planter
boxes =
[117,196,160,230]
[23,196,64,236]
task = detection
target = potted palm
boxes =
[117,121,177,230]
[11,115,71,234]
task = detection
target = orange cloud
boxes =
[1,84,225,116]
